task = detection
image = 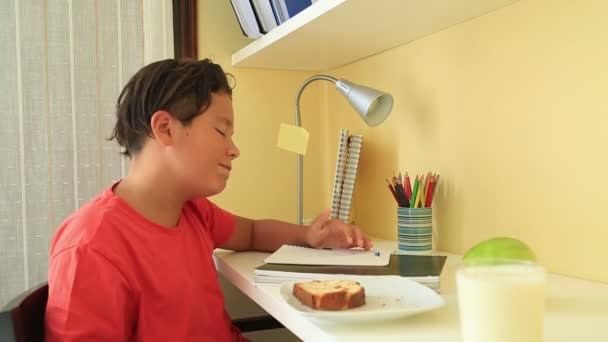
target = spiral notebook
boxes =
[330,129,363,222]
[256,251,447,291]
[264,245,390,266]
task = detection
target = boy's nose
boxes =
[229,141,240,159]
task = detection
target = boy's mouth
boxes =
[219,164,232,172]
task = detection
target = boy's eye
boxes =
[215,128,226,136]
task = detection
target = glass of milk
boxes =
[457,259,546,342]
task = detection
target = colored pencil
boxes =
[430,174,440,204]
[396,178,410,207]
[419,173,427,207]
[395,177,410,207]
[395,176,409,204]
[387,171,439,208]
[386,179,400,206]
[415,179,424,208]
[405,172,412,199]
[425,174,436,207]
[410,175,420,208]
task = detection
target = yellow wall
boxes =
[325,0,608,283]
[200,0,608,283]
[197,0,327,222]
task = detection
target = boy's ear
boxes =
[150,110,174,147]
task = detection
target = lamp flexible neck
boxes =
[294,75,337,225]
[294,75,337,127]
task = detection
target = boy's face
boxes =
[170,91,240,198]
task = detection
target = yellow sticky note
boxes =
[277,123,309,155]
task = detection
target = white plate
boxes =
[279,276,445,322]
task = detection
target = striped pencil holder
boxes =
[397,207,432,253]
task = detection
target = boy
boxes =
[45,59,372,341]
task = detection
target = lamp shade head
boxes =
[335,79,393,127]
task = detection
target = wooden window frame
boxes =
[173,0,198,59]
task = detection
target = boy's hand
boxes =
[305,210,373,250]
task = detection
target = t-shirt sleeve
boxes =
[192,199,236,248]
[45,245,136,341]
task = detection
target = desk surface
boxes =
[214,240,608,341]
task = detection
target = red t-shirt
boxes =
[45,183,248,341]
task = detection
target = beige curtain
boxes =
[0,0,173,306]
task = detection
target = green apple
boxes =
[463,237,536,266]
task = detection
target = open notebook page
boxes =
[264,245,390,266]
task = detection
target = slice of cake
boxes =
[292,279,366,311]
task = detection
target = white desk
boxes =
[214,240,608,341]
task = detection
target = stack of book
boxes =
[255,246,447,292]
[230,0,315,39]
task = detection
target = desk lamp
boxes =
[294,75,393,224]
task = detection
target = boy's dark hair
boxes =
[110,58,234,157]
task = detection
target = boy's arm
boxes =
[219,216,309,252]
[218,211,372,252]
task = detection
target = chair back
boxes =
[0,282,283,339]
[0,283,48,342]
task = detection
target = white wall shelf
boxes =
[232,0,519,71]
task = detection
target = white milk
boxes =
[457,263,546,342]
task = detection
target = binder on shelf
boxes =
[280,0,313,19]
[250,0,278,33]
[247,0,267,34]
[330,129,363,223]
[270,0,312,25]
[269,0,287,25]
[229,0,263,39]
